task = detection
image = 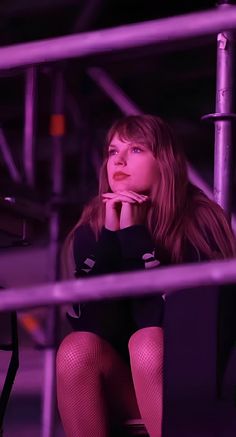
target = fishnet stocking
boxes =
[56,331,140,437]
[128,327,164,437]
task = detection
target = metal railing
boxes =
[0,258,235,313]
[0,7,236,69]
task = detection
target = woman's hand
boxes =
[102,191,149,230]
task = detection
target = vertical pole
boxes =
[41,71,65,437]
[0,128,21,183]
[23,66,37,187]
[214,3,234,216]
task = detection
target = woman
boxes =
[56,114,236,437]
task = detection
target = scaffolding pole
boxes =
[23,67,37,187]
[0,129,21,183]
[214,19,234,214]
[0,8,236,69]
[41,71,65,437]
[0,258,235,313]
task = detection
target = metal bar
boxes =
[0,312,19,430]
[187,163,213,200]
[42,348,57,437]
[23,67,37,186]
[0,258,236,313]
[214,8,234,215]
[0,128,21,182]
[41,213,59,437]
[88,67,141,115]
[1,8,236,69]
[41,71,65,437]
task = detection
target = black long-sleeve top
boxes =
[67,224,168,355]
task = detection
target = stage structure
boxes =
[0,2,236,437]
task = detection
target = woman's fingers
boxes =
[103,194,138,204]
[118,190,148,202]
[102,191,148,203]
[102,192,117,199]
[111,195,136,204]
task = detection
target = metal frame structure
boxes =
[0,3,236,437]
[0,7,236,69]
[0,257,236,312]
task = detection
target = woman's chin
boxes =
[111,181,131,191]
[111,180,147,193]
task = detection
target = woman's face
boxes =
[106,133,158,194]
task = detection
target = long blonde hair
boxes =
[62,114,236,278]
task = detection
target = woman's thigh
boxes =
[57,331,140,422]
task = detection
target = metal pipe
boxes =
[213,1,235,216]
[0,258,236,313]
[187,163,213,200]
[1,8,236,69]
[42,348,57,437]
[0,128,21,182]
[42,211,59,437]
[41,71,65,437]
[23,67,37,186]
[88,68,141,115]
[214,22,234,215]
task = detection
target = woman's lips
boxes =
[113,172,130,181]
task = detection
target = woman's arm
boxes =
[117,224,161,271]
[67,223,122,327]
[73,224,121,277]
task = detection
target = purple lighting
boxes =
[0,8,236,69]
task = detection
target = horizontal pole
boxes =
[0,258,236,312]
[1,8,236,69]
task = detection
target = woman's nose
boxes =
[114,152,127,165]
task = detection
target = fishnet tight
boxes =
[56,331,140,437]
[129,327,164,437]
[56,327,163,437]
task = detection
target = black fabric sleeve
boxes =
[73,224,121,277]
[116,224,161,271]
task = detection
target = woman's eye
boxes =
[131,147,142,153]
[108,149,117,156]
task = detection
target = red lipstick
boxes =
[113,171,130,181]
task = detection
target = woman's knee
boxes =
[128,327,164,373]
[56,331,105,379]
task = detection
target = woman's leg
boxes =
[128,326,164,437]
[56,331,140,437]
